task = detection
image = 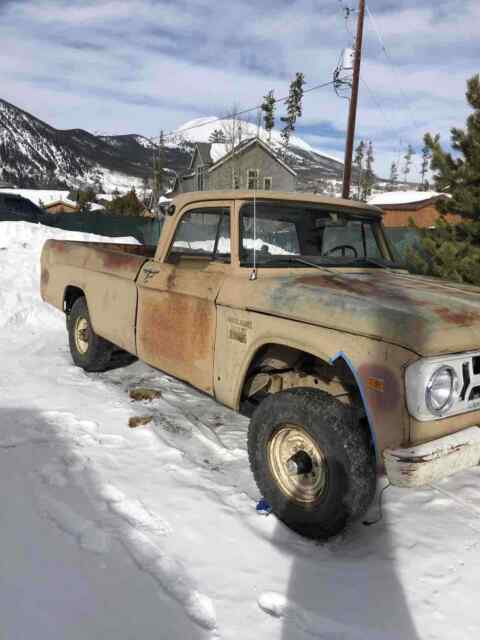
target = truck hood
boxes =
[219,270,480,356]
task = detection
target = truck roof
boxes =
[171,190,383,219]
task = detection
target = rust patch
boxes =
[367,376,384,393]
[296,274,426,307]
[101,250,144,272]
[434,306,480,326]
[40,267,49,288]
[137,290,214,392]
[166,271,176,290]
[358,363,400,413]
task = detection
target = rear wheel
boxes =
[248,388,376,539]
[67,297,113,372]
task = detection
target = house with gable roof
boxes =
[175,137,297,194]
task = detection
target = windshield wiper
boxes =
[350,257,400,271]
[254,255,336,274]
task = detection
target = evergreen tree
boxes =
[402,144,415,183]
[280,72,306,152]
[106,189,145,216]
[353,140,365,199]
[424,74,480,218]
[363,140,375,199]
[406,74,480,285]
[420,142,432,191]
[208,129,227,143]
[390,161,399,189]
[261,90,276,142]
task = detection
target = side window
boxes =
[170,208,230,261]
[241,213,299,259]
[263,177,272,191]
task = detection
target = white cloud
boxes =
[0,0,476,179]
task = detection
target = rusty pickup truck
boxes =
[41,191,480,539]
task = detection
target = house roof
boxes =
[208,137,297,177]
[368,190,449,210]
[187,142,213,171]
[44,199,78,209]
[185,137,297,178]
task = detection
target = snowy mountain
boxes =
[174,117,348,191]
[0,98,191,191]
[0,97,350,193]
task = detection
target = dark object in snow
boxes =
[128,415,154,428]
[256,499,272,515]
[129,387,162,402]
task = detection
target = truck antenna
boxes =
[249,190,257,280]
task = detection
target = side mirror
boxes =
[159,202,176,217]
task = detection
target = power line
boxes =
[365,3,423,136]
[145,78,336,145]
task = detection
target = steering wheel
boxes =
[324,244,358,258]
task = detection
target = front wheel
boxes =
[67,297,113,372]
[248,388,376,539]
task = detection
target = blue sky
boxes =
[0,0,478,178]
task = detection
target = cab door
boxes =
[136,204,231,394]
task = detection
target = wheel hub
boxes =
[74,317,90,354]
[267,425,327,504]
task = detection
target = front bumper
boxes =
[383,426,480,488]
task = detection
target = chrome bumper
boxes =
[383,426,480,488]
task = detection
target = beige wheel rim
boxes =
[74,317,90,354]
[267,425,328,504]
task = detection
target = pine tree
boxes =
[280,73,306,152]
[424,74,480,218]
[363,140,375,199]
[261,90,276,142]
[208,129,227,143]
[353,140,365,199]
[419,142,431,191]
[402,144,415,183]
[407,75,480,285]
[390,161,399,189]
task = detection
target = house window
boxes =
[232,168,240,189]
[263,177,272,191]
[247,169,259,190]
[196,166,208,191]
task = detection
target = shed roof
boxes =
[368,190,449,209]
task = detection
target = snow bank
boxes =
[0,221,135,330]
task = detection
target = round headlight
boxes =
[425,366,459,416]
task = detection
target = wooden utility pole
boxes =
[342,0,366,199]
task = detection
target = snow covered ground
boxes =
[1,221,480,639]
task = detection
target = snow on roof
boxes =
[177,117,316,155]
[209,142,229,163]
[0,188,70,207]
[368,191,448,207]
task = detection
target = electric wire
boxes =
[147,79,336,145]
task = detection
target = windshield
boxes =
[240,201,396,267]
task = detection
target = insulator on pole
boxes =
[342,48,355,71]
